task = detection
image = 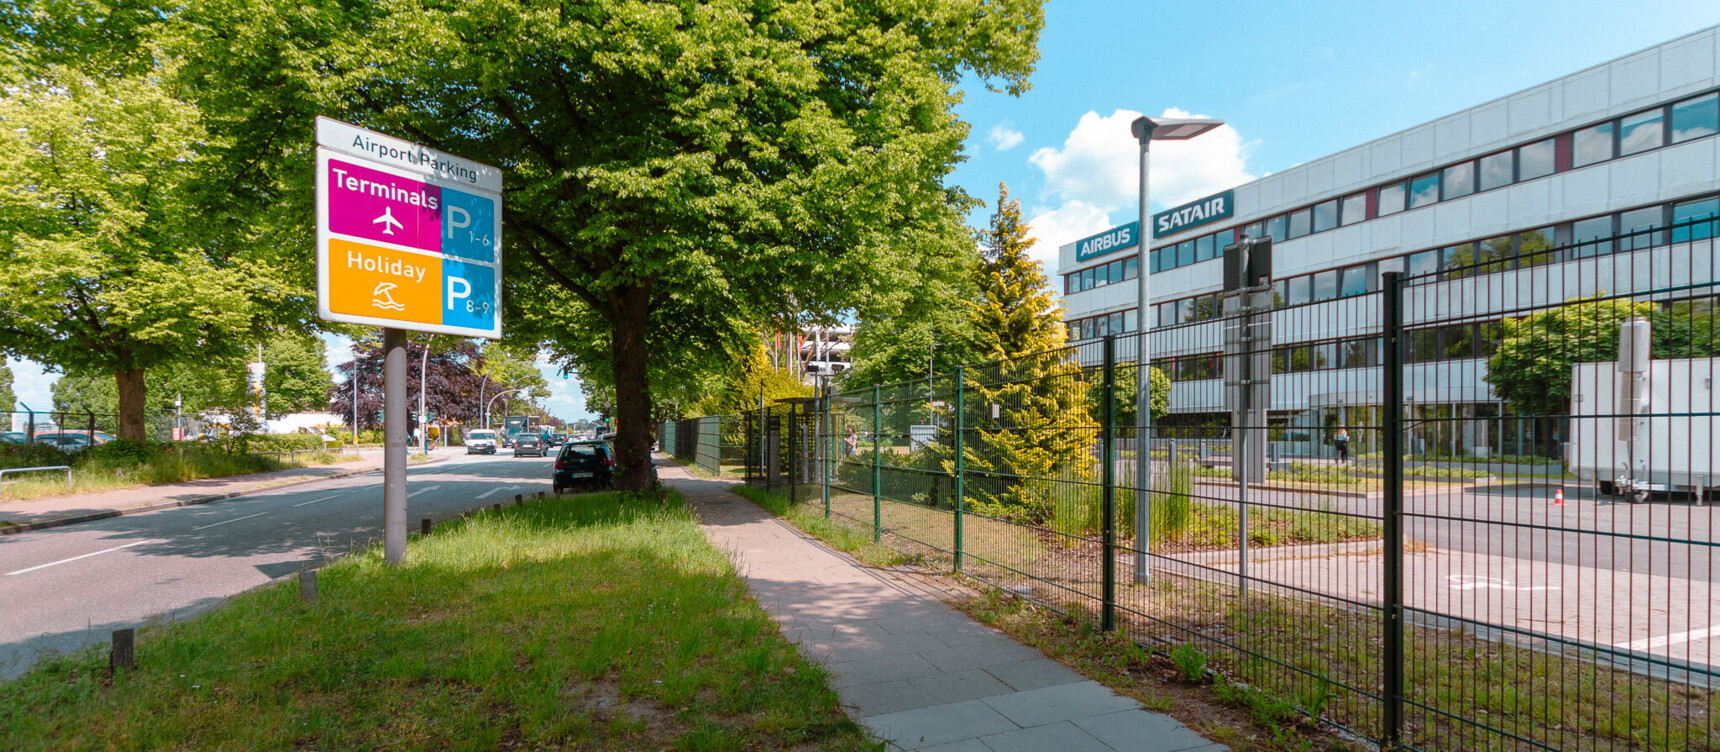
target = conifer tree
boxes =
[959,184,1094,521]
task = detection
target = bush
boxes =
[80,438,164,465]
[0,442,73,470]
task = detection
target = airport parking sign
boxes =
[315,117,503,339]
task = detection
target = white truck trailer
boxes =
[1568,319,1719,502]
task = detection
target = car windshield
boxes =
[469,431,495,439]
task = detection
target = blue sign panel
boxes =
[1153,190,1234,238]
[1073,221,1140,262]
[441,187,498,262]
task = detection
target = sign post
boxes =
[314,117,502,564]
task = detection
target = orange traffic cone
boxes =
[1552,488,1565,506]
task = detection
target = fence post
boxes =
[1101,336,1117,632]
[1380,271,1406,749]
[821,387,831,519]
[953,366,966,572]
[872,385,882,544]
[789,404,799,504]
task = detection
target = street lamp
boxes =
[1132,114,1224,586]
[485,388,525,431]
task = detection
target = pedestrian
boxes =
[1334,427,1350,463]
[844,426,859,457]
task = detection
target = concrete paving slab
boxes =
[978,720,1114,752]
[979,680,1143,728]
[917,740,994,752]
[1073,709,1233,751]
[979,656,1088,691]
[829,652,945,688]
[861,699,1019,749]
[904,667,1016,704]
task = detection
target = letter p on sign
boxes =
[447,276,471,309]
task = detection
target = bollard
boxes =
[421,518,432,536]
[536,491,544,500]
[111,628,135,672]
[515,494,523,504]
[493,503,501,512]
[299,570,317,602]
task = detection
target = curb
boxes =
[0,456,449,536]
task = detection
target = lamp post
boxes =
[1132,114,1224,585]
[417,342,432,455]
[485,388,525,432]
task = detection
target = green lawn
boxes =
[0,491,879,751]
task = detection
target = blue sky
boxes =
[953,1,1720,269]
[10,4,1720,419]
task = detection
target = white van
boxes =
[465,429,499,455]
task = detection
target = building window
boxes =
[1313,200,1339,233]
[1478,235,1514,273]
[1123,256,1139,280]
[1340,193,1366,226]
[1265,215,1288,242]
[1312,343,1336,370]
[1442,161,1476,200]
[1244,221,1264,239]
[1340,264,1370,297]
[1377,182,1406,216]
[1375,255,1403,287]
[1287,208,1312,239]
[1123,308,1138,332]
[1673,197,1719,242]
[1618,205,1666,251]
[1406,250,1439,278]
[1408,329,1440,362]
[1312,270,1338,302]
[1671,93,1719,144]
[1478,150,1514,192]
[1286,275,1311,306]
[1149,249,1162,273]
[1441,243,1477,279]
[1573,121,1614,167]
[1195,234,1216,262]
[1409,172,1440,208]
[1179,240,1197,267]
[1518,227,1556,266]
[1342,339,1371,368]
[1618,108,1666,156]
[1214,227,1236,251]
[1572,214,1615,258]
[1518,138,1556,180]
[1442,324,1475,359]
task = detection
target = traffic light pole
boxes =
[383,328,408,563]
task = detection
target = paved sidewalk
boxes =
[662,462,1228,752]
[0,448,445,531]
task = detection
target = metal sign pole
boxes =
[383,328,408,563]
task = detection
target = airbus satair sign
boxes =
[1073,221,1139,262]
[1153,190,1234,238]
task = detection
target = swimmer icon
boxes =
[371,282,406,311]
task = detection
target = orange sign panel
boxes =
[326,238,443,326]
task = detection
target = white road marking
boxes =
[476,487,503,499]
[407,485,442,498]
[6,540,151,576]
[192,512,268,530]
[1447,574,1558,593]
[291,494,344,507]
[1616,625,1720,651]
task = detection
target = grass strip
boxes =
[728,485,910,569]
[0,448,364,502]
[0,490,879,751]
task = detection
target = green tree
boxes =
[0,60,276,440]
[0,363,12,413]
[959,184,1092,521]
[689,343,814,417]
[1486,295,1720,456]
[176,0,1045,490]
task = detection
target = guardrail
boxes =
[0,465,73,495]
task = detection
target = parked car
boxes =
[553,440,614,493]
[512,433,547,458]
[464,429,499,454]
[32,432,94,451]
[0,432,25,444]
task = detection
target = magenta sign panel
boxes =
[326,158,442,252]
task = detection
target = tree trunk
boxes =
[115,368,147,442]
[609,283,658,491]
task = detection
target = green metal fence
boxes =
[662,415,745,478]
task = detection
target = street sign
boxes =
[315,117,503,339]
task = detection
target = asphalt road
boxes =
[0,450,559,680]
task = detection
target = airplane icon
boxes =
[373,207,404,236]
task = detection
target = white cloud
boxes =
[1022,200,1113,278]
[987,123,1025,151]
[320,333,355,374]
[1028,108,1255,214]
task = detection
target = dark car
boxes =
[553,440,613,493]
[513,433,547,458]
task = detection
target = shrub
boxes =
[0,442,73,470]
[1171,643,1208,683]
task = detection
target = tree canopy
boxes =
[0,58,288,439]
[172,0,1045,489]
